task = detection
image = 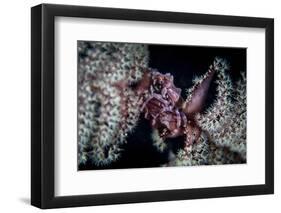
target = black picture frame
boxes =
[31,3,274,209]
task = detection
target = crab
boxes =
[140,60,219,148]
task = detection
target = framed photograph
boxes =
[31,4,274,209]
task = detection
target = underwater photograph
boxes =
[77,41,247,170]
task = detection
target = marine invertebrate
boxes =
[78,41,149,166]
[141,59,221,155]
[169,57,246,166]
[78,41,246,169]
[141,71,184,137]
[196,68,247,161]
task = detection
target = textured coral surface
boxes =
[78,41,246,170]
[78,41,149,166]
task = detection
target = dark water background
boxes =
[79,44,246,170]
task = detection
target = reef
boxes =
[169,58,246,166]
[78,41,246,168]
[78,42,149,165]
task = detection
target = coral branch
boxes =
[184,66,215,115]
[169,57,246,166]
[195,60,246,160]
[78,42,149,166]
[78,43,246,168]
